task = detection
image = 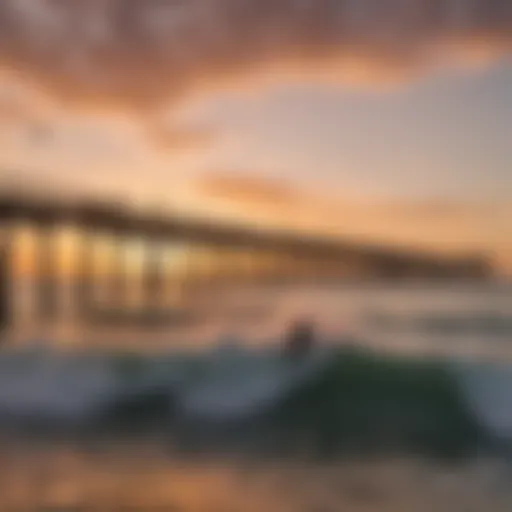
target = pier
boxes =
[0,190,492,332]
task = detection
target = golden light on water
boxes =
[1,443,511,511]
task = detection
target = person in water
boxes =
[283,318,316,362]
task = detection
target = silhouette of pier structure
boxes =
[0,191,491,331]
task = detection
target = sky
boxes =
[0,0,511,273]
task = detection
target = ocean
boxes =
[0,282,511,511]
[4,281,512,357]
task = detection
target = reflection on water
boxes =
[4,282,512,359]
[1,440,511,511]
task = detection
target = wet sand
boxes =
[1,440,511,511]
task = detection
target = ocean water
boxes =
[5,281,512,357]
[1,282,512,511]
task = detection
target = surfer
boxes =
[283,318,316,362]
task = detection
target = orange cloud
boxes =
[147,122,216,152]
[198,173,299,208]
[195,171,511,272]
[0,0,509,114]
[0,1,509,153]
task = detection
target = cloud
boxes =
[0,0,509,115]
[195,172,511,268]
[0,0,509,152]
[146,121,217,151]
[197,172,300,210]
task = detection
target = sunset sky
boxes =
[0,1,510,273]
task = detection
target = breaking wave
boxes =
[0,342,511,460]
